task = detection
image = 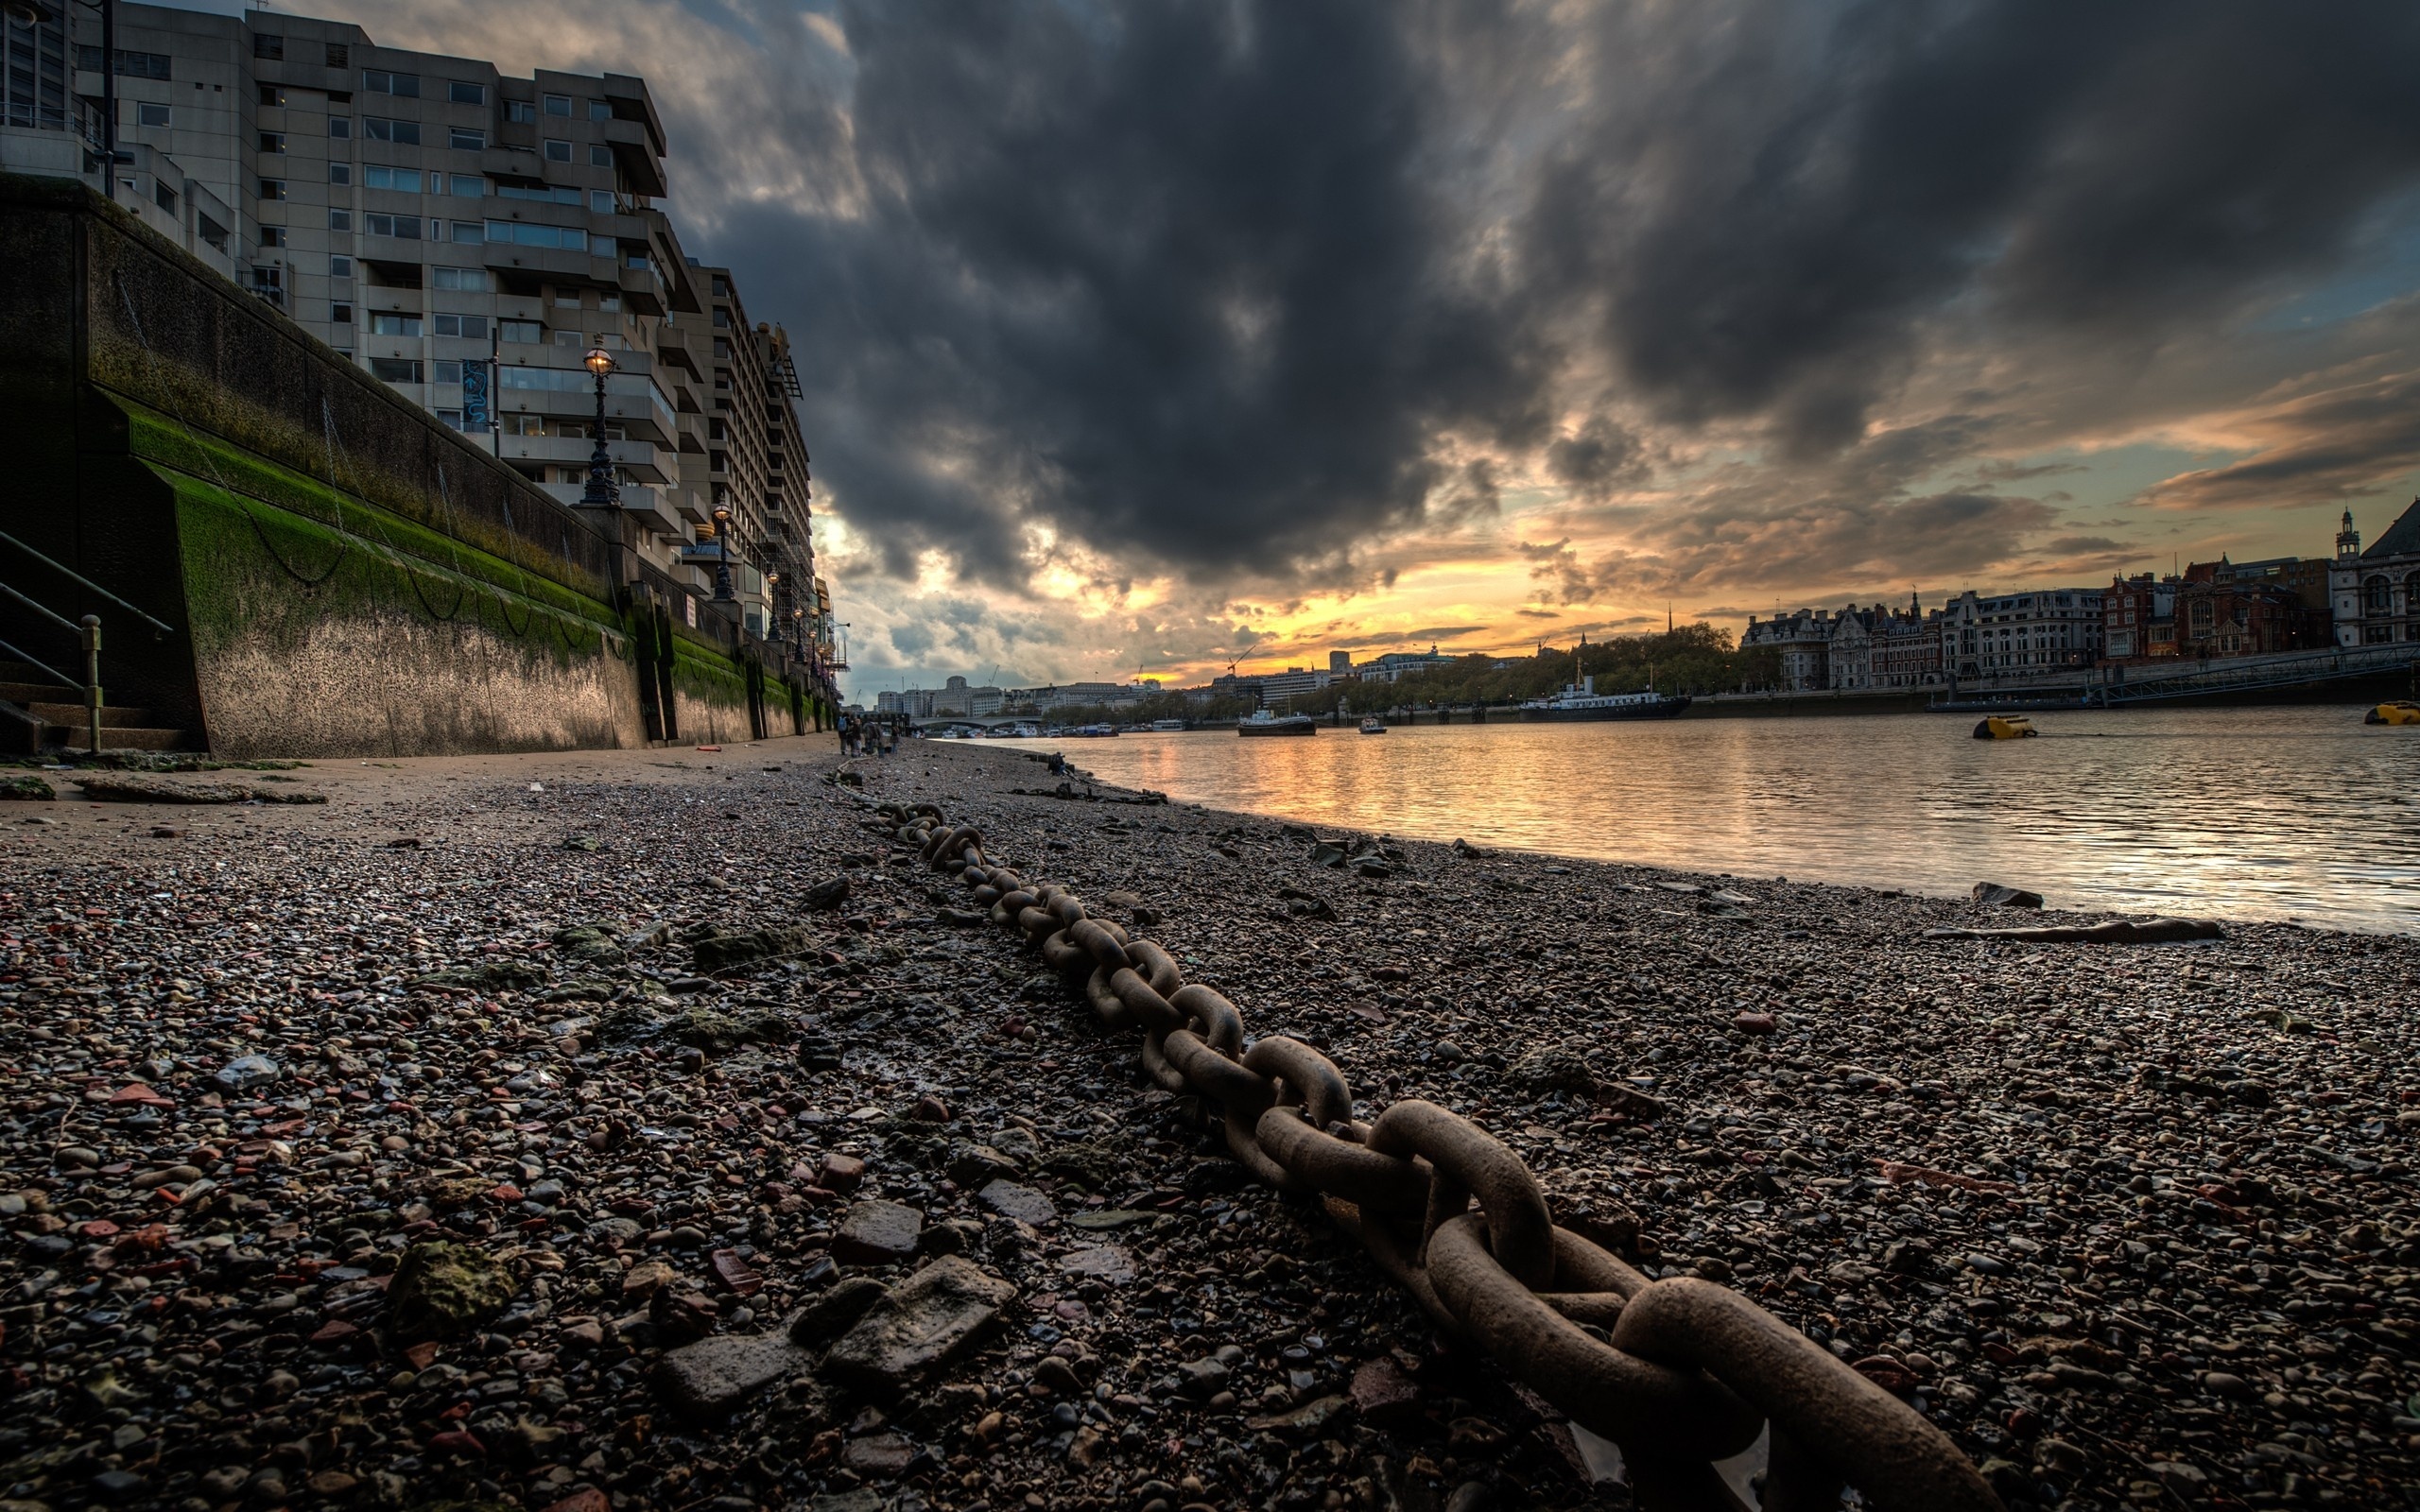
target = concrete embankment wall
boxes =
[0,173,766,756]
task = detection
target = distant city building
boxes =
[1253,667,1331,707]
[2332,500,2420,647]
[2102,575,2177,661]
[1939,588,2104,679]
[1742,607,1854,690]
[1352,646,1455,683]
[1744,586,2103,689]
[1328,650,1352,674]
[2105,555,2330,662]
[875,677,1161,717]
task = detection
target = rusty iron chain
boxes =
[878,803,2002,1512]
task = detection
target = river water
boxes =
[983,705,2420,934]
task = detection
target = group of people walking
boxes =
[838,713,900,758]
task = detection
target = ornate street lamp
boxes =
[580,347,619,508]
[710,504,735,600]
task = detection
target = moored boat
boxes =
[1358,717,1386,734]
[2367,701,2420,726]
[1238,710,1317,736]
[1518,676,1690,721]
[1973,714,2038,739]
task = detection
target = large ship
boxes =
[1519,675,1691,721]
[1238,709,1318,736]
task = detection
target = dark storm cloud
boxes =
[735,0,1546,586]
[1522,1,2420,449]
[701,0,2420,590]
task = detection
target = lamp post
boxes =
[580,347,618,508]
[710,504,735,600]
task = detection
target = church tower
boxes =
[2337,507,2361,560]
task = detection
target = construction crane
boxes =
[1225,630,1264,678]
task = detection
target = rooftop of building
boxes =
[2365,497,2420,559]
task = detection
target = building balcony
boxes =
[539,481,683,538]
[497,435,670,483]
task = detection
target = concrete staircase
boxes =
[0,658,199,754]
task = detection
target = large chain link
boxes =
[887,804,2001,1512]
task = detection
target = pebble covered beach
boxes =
[2,737,2416,1512]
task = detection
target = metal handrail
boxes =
[0,527,178,637]
[0,578,81,637]
[0,633,84,696]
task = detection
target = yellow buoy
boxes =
[2366,701,2420,726]
[1972,714,2038,740]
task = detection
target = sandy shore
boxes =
[2,736,2413,1511]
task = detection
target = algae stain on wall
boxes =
[171,480,649,758]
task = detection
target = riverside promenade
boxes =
[1,738,2414,1510]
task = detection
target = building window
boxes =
[2365,576,2393,614]
[198,214,228,252]
[433,313,488,338]
[252,33,284,60]
[363,164,423,192]
[259,177,287,200]
[328,163,352,184]
[153,180,177,213]
[448,80,488,106]
[259,129,285,152]
[364,116,422,145]
[330,255,353,278]
[432,266,489,291]
[328,208,352,231]
[370,312,423,337]
[447,173,486,196]
[712,308,729,328]
[331,301,354,323]
[138,102,172,128]
[589,99,614,122]
[499,318,543,343]
[589,144,611,167]
[449,126,485,150]
[507,98,536,124]
[448,220,484,243]
[369,357,424,383]
[590,188,615,214]
[328,117,353,141]
[363,70,421,97]
[494,180,580,205]
[364,212,422,239]
[326,42,350,68]
[482,219,587,251]
[544,93,572,116]
[544,138,572,162]
[258,227,286,249]
[80,47,172,79]
[259,85,285,108]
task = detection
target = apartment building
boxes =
[681,265,816,638]
[2,1,821,644]
[0,2,236,276]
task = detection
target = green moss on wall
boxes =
[154,466,627,671]
[126,404,608,603]
[670,641,751,709]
